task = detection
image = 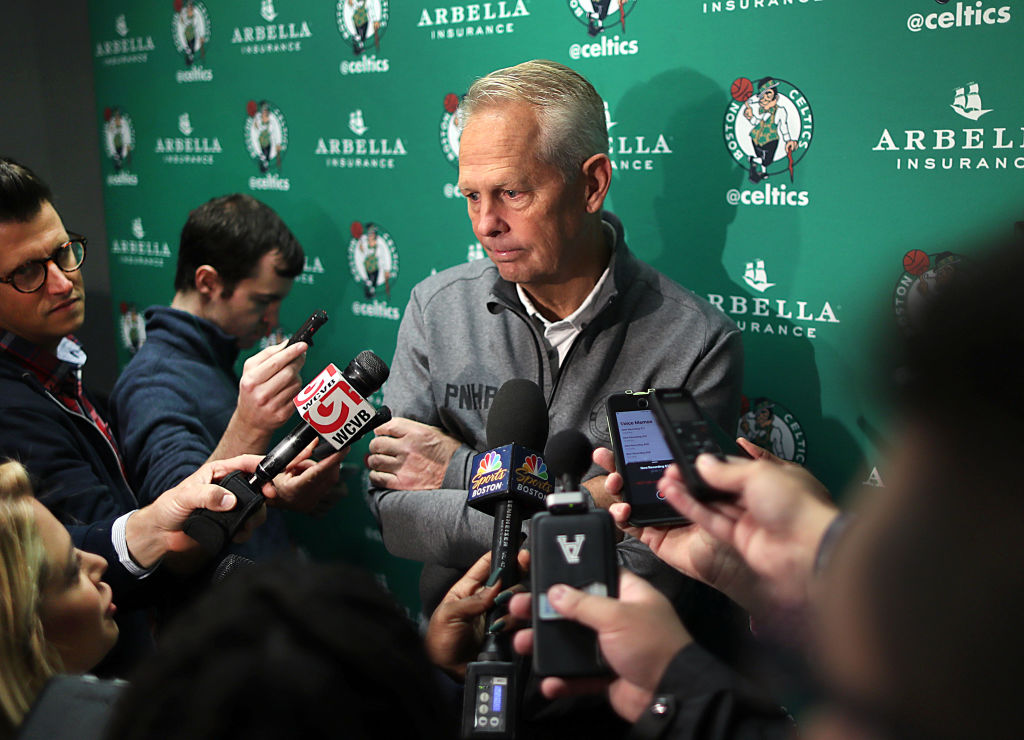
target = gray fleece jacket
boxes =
[369,211,743,609]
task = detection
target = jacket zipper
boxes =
[41,387,139,505]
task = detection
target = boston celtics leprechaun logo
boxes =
[103,107,135,172]
[737,395,806,464]
[567,0,637,37]
[119,302,146,354]
[172,0,209,66]
[724,76,813,184]
[337,0,389,55]
[893,249,968,333]
[244,100,288,174]
[439,92,464,168]
[348,221,398,300]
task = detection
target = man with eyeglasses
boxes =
[0,157,271,675]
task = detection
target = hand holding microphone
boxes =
[183,350,391,556]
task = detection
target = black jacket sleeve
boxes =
[629,644,794,740]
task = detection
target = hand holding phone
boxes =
[649,387,736,503]
[606,390,686,526]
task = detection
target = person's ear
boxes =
[581,153,612,214]
[194,265,223,298]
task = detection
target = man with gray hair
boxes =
[367,60,743,617]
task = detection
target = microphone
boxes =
[183,350,390,556]
[211,554,254,585]
[462,379,548,740]
[544,429,593,493]
[467,378,550,591]
[253,350,389,484]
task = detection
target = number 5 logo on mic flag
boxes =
[294,363,376,448]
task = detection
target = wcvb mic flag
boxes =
[294,363,376,449]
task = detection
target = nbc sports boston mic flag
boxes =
[468,446,552,509]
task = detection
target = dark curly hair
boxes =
[105,559,455,740]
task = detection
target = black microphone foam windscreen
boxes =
[211,554,254,584]
[485,378,549,451]
[346,350,390,397]
[544,429,593,485]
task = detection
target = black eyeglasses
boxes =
[0,235,87,294]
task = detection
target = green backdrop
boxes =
[89,0,1024,614]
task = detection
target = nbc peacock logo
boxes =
[477,451,502,475]
[517,454,548,480]
[471,450,508,489]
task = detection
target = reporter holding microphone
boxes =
[0,159,281,675]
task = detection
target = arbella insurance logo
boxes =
[154,112,222,166]
[232,0,312,56]
[110,217,173,269]
[296,254,327,286]
[723,76,814,208]
[337,0,390,75]
[604,101,673,174]
[702,0,824,16]
[102,107,137,186]
[566,1,640,59]
[708,258,839,340]
[872,81,1024,172]
[244,100,290,191]
[315,109,408,170]
[95,13,154,66]
[417,1,529,42]
[172,0,212,83]
[348,221,400,320]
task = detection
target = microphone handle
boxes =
[253,420,319,483]
[489,499,523,592]
[181,470,267,555]
[183,420,321,557]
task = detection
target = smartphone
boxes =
[649,388,736,503]
[606,390,685,526]
[530,492,618,677]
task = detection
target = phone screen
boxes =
[612,409,675,509]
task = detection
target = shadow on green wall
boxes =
[609,66,865,497]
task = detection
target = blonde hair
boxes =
[0,461,62,738]
[459,59,608,181]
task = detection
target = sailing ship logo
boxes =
[951,82,992,121]
[742,259,776,293]
[349,109,368,136]
[260,0,278,22]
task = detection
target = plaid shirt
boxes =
[0,331,127,476]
